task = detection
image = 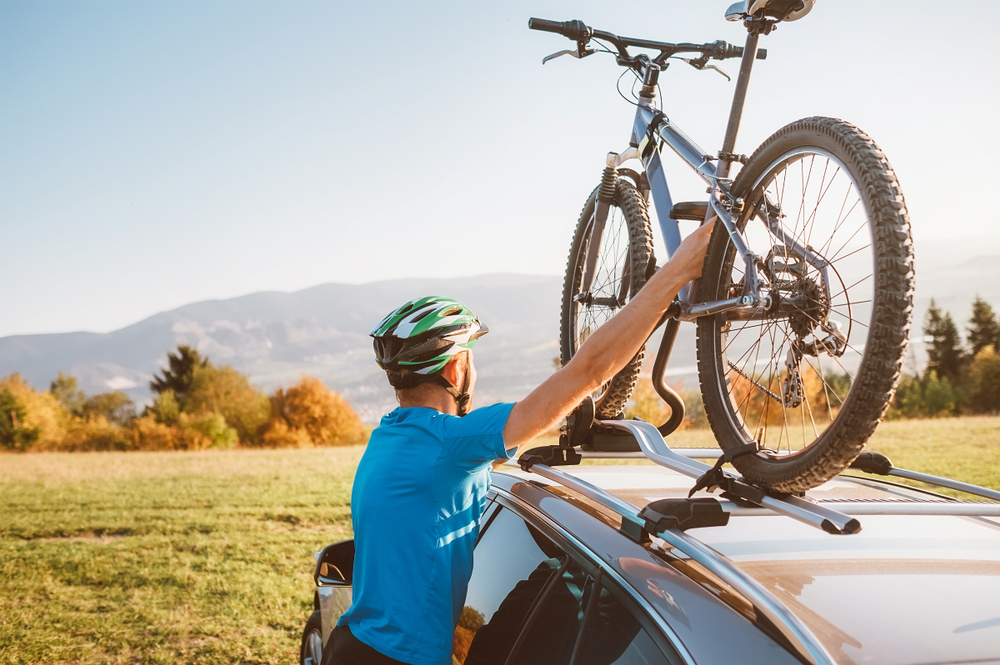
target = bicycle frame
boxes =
[598,31,836,324]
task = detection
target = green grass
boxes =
[1,417,997,664]
[0,448,363,664]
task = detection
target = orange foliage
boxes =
[726,363,839,432]
[261,375,366,448]
[1,373,68,449]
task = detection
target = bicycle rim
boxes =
[712,148,876,457]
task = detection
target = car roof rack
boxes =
[512,418,1000,665]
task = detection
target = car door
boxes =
[457,503,685,665]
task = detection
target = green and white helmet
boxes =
[370,296,488,375]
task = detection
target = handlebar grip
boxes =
[528,17,593,42]
[528,18,564,34]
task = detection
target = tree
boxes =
[0,386,40,451]
[262,376,366,447]
[922,371,958,417]
[150,345,209,405]
[923,300,964,382]
[967,296,1000,358]
[0,374,67,450]
[50,372,85,415]
[185,365,270,445]
[968,347,1000,414]
[148,389,180,426]
[81,391,136,426]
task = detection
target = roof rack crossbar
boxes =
[527,462,836,665]
[885,468,1000,502]
[720,501,1000,517]
[599,419,862,535]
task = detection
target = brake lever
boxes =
[679,57,731,82]
[542,45,594,65]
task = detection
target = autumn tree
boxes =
[0,374,67,450]
[967,296,1000,358]
[150,345,209,406]
[923,300,964,382]
[185,365,270,444]
[968,347,1000,414]
[81,391,136,426]
[50,372,86,415]
[0,385,40,450]
[262,376,365,447]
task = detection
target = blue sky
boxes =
[1,0,997,337]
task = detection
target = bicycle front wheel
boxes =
[696,117,914,493]
[560,178,654,418]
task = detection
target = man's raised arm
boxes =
[502,218,716,453]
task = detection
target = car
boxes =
[301,419,1000,665]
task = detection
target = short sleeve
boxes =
[441,402,516,469]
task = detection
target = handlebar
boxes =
[528,17,766,65]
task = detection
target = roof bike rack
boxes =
[523,461,837,665]
[598,419,862,535]
[572,447,1000,514]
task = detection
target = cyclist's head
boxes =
[370,296,488,415]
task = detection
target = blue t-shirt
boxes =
[339,402,517,665]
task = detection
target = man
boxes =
[325,218,715,665]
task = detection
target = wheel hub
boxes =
[786,278,828,339]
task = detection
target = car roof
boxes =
[493,463,1000,665]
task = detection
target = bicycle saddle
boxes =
[725,0,815,22]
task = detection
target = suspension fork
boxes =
[577,148,642,302]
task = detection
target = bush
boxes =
[62,414,131,452]
[129,412,238,451]
[261,375,366,447]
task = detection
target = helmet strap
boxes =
[433,365,472,417]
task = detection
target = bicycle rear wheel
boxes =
[560,178,654,418]
[696,117,914,493]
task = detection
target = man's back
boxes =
[340,403,514,665]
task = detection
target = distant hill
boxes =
[1,275,570,422]
[3,237,997,423]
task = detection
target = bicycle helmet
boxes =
[370,296,488,415]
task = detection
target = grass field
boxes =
[1,416,997,664]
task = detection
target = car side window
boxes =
[505,557,591,665]
[456,507,579,665]
[574,582,682,665]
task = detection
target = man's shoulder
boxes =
[440,402,516,439]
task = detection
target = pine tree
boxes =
[149,345,210,406]
[967,296,1000,357]
[923,300,964,382]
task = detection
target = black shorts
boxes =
[321,624,411,665]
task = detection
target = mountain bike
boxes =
[531,0,915,493]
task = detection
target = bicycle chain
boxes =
[727,361,783,404]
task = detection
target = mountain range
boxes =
[2,238,997,423]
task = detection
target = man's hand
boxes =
[667,216,716,283]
